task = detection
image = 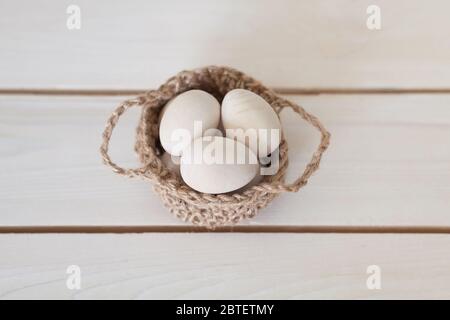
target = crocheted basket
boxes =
[100,66,330,228]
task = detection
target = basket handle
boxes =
[101,95,330,192]
[100,97,149,178]
[273,99,331,193]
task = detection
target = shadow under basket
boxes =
[100,66,330,228]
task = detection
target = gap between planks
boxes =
[2,88,450,96]
[1,226,450,234]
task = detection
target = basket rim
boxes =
[137,66,290,203]
[100,66,331,206]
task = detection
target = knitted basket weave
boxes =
[100,66,330,228]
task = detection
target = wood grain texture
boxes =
[0,233,449,299]
[1,0,450,89]
[1,94,449,227]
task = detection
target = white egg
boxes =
[221,89,281,157]
[180,136,259,194]
[159,90,220,156]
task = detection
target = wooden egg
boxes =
[180,136,259,194]
[159,90,220,156]
[221,89,281,157]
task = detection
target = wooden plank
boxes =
[0,233,449,299]
[1,0,450,89]
[1,94,449,227]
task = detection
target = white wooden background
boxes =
[0,0,450,299]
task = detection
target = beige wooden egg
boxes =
[180,136,259,194]
[221,89,281,157]
[159,90,220,156]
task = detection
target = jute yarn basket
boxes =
[100,66,330,228]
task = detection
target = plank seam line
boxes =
[2,88,450,96]
[1,226,450,234]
